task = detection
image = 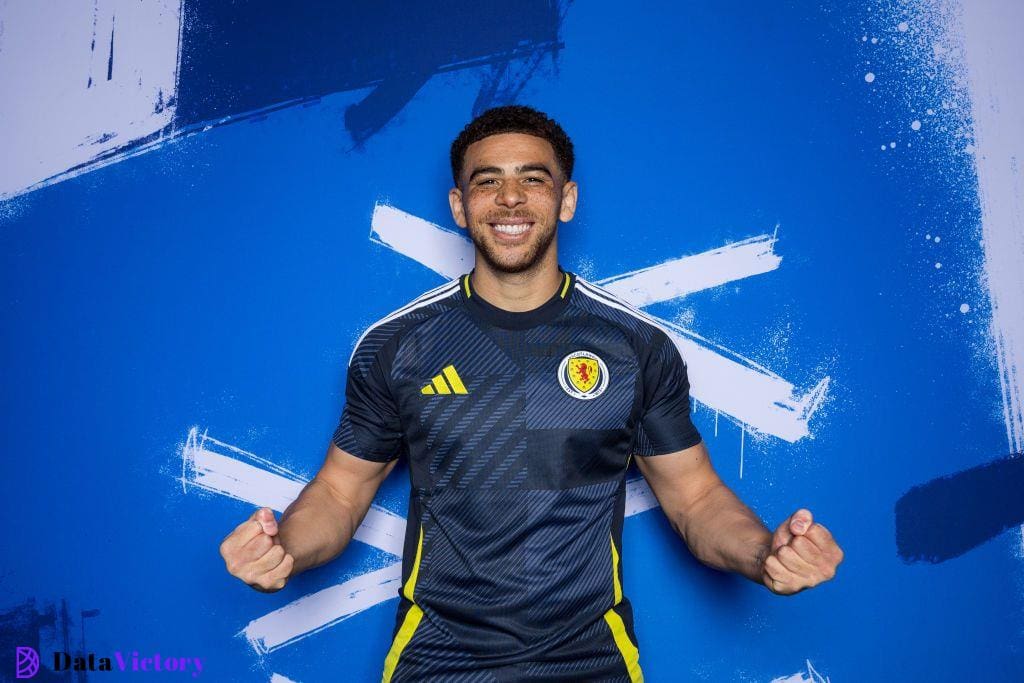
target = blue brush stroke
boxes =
[896,453,1024,563]
[176,0,567,143]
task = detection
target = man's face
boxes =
[449,132,578,274]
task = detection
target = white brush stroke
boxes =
[624,476,660,516]
[769,659,830,683]
[370,203,474,278]
[371,204,783,306]
[0,0,183,199]
[595,228,782,305]
[269,675,300,683]
[665,322,830,444]
[960,0,1024,455]
[370,202,828,442]
[241,563,404,654]
[181,427,406,557]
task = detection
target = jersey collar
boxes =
[461,268,575,330]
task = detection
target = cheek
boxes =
[526,187,559,211]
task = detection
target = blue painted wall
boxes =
[2,2,1021,681]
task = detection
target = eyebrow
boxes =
[467,163,554,182]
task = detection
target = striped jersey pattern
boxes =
[334,269,702,682]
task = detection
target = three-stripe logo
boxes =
[421,364,468,395]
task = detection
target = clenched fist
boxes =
[220,507,295,593]
[761,508,843,595]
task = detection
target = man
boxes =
[219,105,844,682]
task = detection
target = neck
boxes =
[470,244,562,312]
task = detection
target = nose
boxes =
[496,180,526,208]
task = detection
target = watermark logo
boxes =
[15,647,39,679]
[12,647,203,678]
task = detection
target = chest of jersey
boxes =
[390,309,641,492]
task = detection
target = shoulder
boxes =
[348,277,463,373]
[571,275,673,350]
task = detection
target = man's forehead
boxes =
[465,132,557,166]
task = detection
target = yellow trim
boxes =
[462,274,472,298]
[431,374,452,394]
[442,365,468,394]
[604,608,643,683]
[605,534,642,681]
[403,524,424,601]
[559,272,571,298]
[420,385,435,395]
[610,535,623,605]
[383,605,423,682]
[382,525,425,682]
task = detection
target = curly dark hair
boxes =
[449,105,575,185]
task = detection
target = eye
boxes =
[477,178,497,186]
[524,177,544,184]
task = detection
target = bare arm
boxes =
[634,440,844,594]
[634,440,771,583]
[220,442,397,591]
[279,443,398,575]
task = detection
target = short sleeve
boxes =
[634,330,702,456]
[332,352,404,463]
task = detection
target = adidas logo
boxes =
[421,365,468,395]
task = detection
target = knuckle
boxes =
[765,556,784,578]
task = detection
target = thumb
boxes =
[255,507,279,536]
[789,508,813,536]
[771,508,812,552]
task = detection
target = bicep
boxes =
[314,442,398,517]
[633,439,723,517]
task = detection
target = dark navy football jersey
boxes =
[333,269,702,682]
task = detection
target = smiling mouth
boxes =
[487,217,535,238]
[490,222,533,236]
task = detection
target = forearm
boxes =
[676,482,772,583]
[277,477,361,575]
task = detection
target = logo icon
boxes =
[558,351,609,400]
[16,647,39,679]
[420,364,468,395]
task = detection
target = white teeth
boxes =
[493,223,530,235]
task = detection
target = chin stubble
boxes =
[471,222,557,274]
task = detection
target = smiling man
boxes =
[218,105,844,682]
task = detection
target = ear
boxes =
[449,186,467,229]
[558,180,578,223]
